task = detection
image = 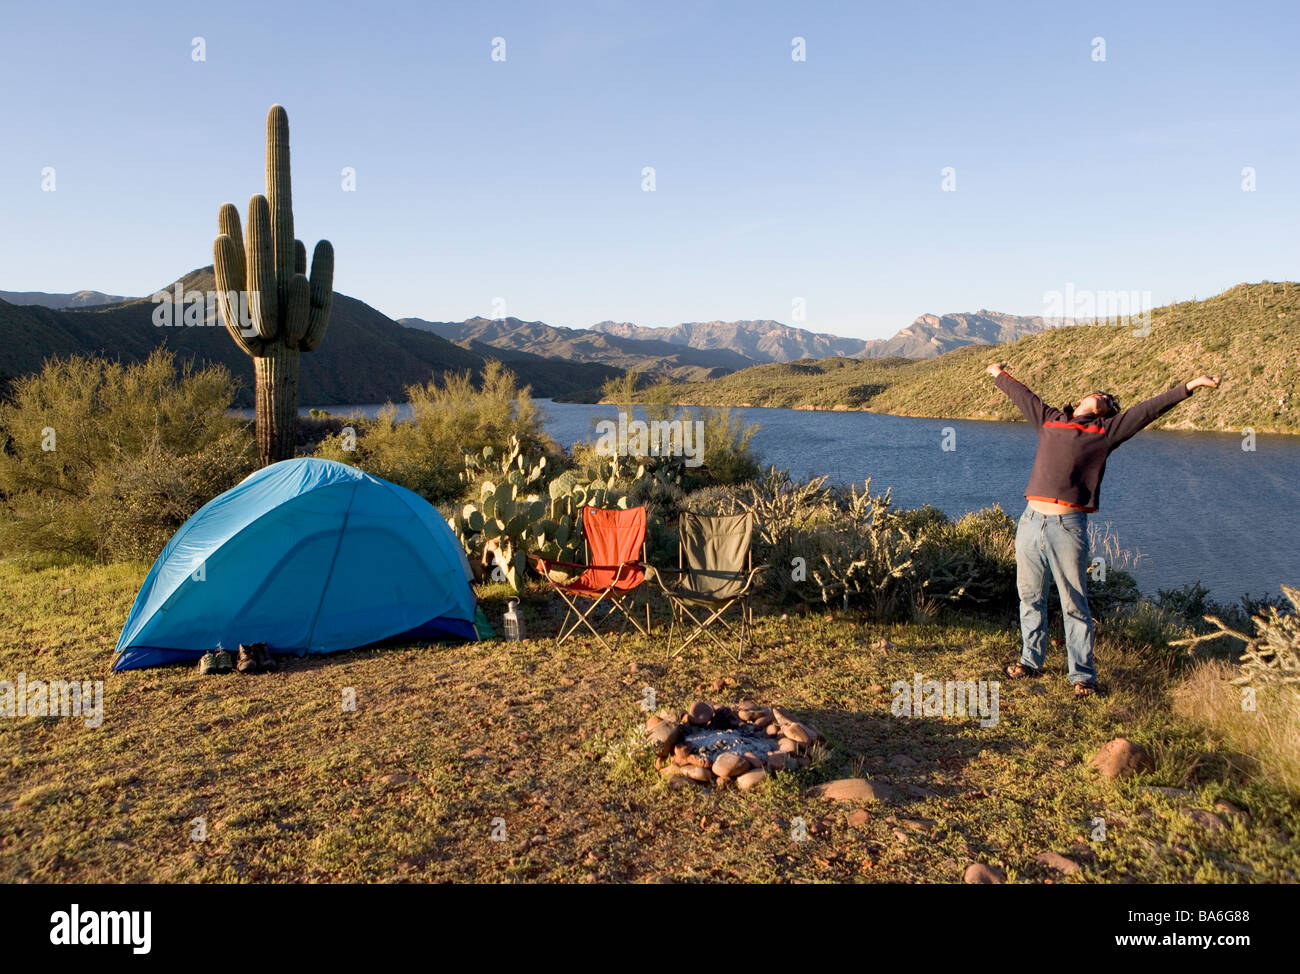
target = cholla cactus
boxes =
[213,105,334,466]
[1173,584,1300,687]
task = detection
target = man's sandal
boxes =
[1073,682,1097,698]
[1005,663,1040,679]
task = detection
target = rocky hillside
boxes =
[0,270,619,406]
[647,283,1300,435]
[401,315,751,380]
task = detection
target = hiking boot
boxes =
[236,643,262,674]
[199,651,218,675]
[212,649,235,673]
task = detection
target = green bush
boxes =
[596,371,761,491]
[315,361,553,503]
[0,350,254,562]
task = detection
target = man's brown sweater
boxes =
[994,371,1192,512]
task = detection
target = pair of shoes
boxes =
[198,648,235,675]
[235,642,277,674]
[1005,662,1041,679]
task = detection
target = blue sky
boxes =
[1,0,1296,339]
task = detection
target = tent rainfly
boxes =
[113,458,476,670]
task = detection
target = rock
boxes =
[963,863,1007,884]
[889,753,919,768]
[736,769,767,792]
[785,755,803,771]
[898,817,935,833]
[765,751,788,772]
[683,765,714,784]
[1089,738,1154,780]
[687,702,714,726]
[380,773,416,787]
[784,722,815,745]
[1035,851,1081,875]
[874,638,894,650]
[1181,808,1226,832]
[712,752,749,778]
[645,715,664,731]
[1213,800,1247,822]
[667,775,693,790]
[771,707,796,726]
[649,721,682,756]
[847,810,869,827]
[808,778,892,803]
[765,722,781,736]
[752,715,773,729]
[778,737,800,754]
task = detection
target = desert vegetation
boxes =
[0,346,1294,885]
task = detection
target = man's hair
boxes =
[1066,391,1120,418]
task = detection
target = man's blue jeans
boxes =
[1014,505,1096,685]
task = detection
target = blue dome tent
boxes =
[113,458,477,671]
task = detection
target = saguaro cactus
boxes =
[213,104,334,466]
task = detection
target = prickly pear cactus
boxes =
[449,440,632,592]
[213,105,334,466]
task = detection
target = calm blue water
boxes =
[288,400,1300,602]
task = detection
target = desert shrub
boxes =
[1107,599,1193,659]
[596,371,761,490]
[679,484,746,516]
[315,361,552,502]
[0,350,254,562]
[692,404,761,486]
[714,469,917,617]
[913,505,1018,614]
[1156,581,1215,626]
[803,481,921,618]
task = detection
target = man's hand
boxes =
[986,361,1007,378]
[1186,374,1222,392]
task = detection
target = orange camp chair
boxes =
[532,506,651,650]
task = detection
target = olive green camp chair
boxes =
[649,511,767,661]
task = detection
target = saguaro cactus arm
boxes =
[301,240,334,352]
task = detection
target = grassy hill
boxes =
[0,269,620,407]
[649,283,1300,435]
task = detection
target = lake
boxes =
[286,400,1300,603]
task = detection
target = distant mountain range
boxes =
[1,275,1061,405]
[642,282,1300,436]
[589,319,874,362]
[400,316,753,381]
[0,288,129,309]
[419,310,1057,374]
[0,270,619,406]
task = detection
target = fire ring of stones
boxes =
[647,700,825,791]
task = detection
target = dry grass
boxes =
[1173,660,1300,795]
[1,559,1297,883]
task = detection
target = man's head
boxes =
[1075,391,1120,418]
